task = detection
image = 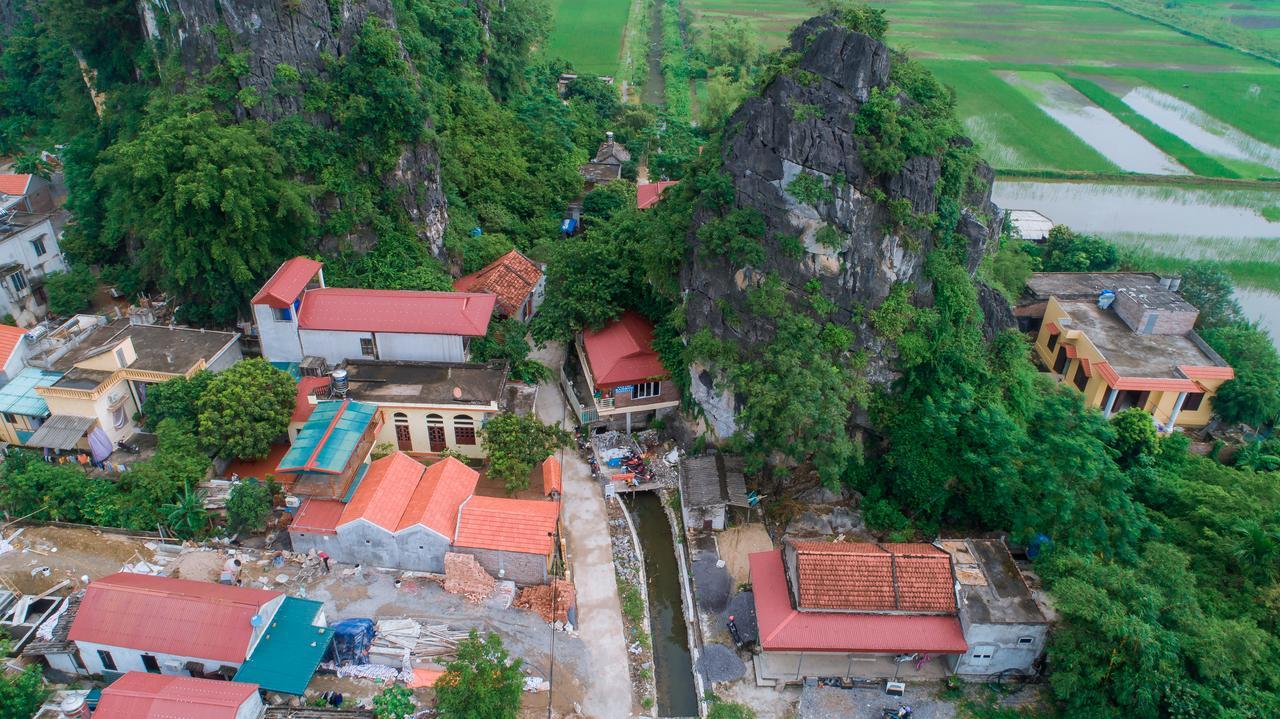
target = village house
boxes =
[276,398,380,500]
[0,198,68,327]
[1026,273,1233,429]
[567,311,679,432]
[56,573,331,696]
[940,539,1051,678]
[0,366,62,446]
[288,452,561,585]
[1005,209,1053,242]
[680,452,749,531]
[453,249,545,322]
[290,453,477,573]
[749,541,969,684]
[18,317,242,454]
[0,173,55,215]
[92,672,263,719]
[636,181,678,210]
[578,132,631,192]
[292,360,507,461]
[252,257,494,366]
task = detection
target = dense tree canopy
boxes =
[434,631,524,719]
[197,359,295,460]
[479,413,569,492]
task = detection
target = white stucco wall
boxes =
[0,217,67,325]
[372,332,464,362]
[952,622,1048,676]
[254,304,303,364]
[74,640,241,676]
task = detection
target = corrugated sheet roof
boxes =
[750,550,967,654]
[542,456,562,496]
[0,174,33,196]
[681,453,748,508]
[452,250,543,317]
[339,453,477,537]
[0,366,61,416]
[252,257,323,308]
[68,573,281,663]
[290,498,346,535]
[792,542,956,613]
[234,596,332,695]
[93,672,259,719]
[636,181,678,209]
[582,311,667,387]
[454,496,559,556]
[297,288,493,336]
[24,414,95,450]
[277,400,377,474]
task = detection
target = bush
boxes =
[1200,322,1280,427]
[225,477,278,535]
[434,631,523,719]
[480,413,569,492]
[44,266,97,317]
[197,359,295,460]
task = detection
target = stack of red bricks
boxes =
[514,579,576,624]
[443,552,496,603]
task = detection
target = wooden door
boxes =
[428,425,447,452]
[395,422,412,451]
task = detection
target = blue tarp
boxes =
[325,618,375,666]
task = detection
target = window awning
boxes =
[25,415,95,450]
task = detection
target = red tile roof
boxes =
[454,496,559,556]
[582,311,668,387]
[290,498,345,535]
[252,257,322,308]
[339,453,478,537]
[298,288,494,336]
[94,672,259,719]
[292,376,329,422]
[0,324,26,365]
[542,456,562,496]
[792,542,956,613]
[1178,364,1234,380]
[750,550,967,654]
[453,250,543,317]
[636,181,678,210]
[1093,361,1202,392]
[0,174,33,196]
[69,573,282,663]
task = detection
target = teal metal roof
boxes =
[0,367,62,417]
[276,400,376,474]
[342,462,371,503]
[234,596,333,695]
[270,361,302,380]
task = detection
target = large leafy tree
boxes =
[142,370,214,431]
[197,359,295,460]
[479,412,568,493]
[1200,322,1280,427]
[225,478,278,536]
[434,631,524,719]
[0,639,47,719]
[94,104,314,324]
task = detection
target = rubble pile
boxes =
[442,553,495,602]
[514,580,576,624]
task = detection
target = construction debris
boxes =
[443,553,495,602]
[514,580,575,625]
[370,618,471,664]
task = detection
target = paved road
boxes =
[535,342,633,719]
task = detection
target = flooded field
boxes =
[1000,71,1188,175]
[1235,286,1280,346]
[1118,87,1280,174]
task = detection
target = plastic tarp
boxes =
[88,427,113,463]
[325,618,375,666]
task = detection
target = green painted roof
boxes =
[234,596,333,695]
[276,400,376,474]
[0,367,62,417]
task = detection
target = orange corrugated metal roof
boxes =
[452,250,543,317]
[0,324,27,365]
[792,542,956,613]
[298,288,494,336]
[542,456,562,496]
[636,181,678,210]
[454,496,559,556]
[290,498,345,535]
[68,573,281,663]
[0,174,33,196]
[582,311,667,387]
[339,453,477,537]
[252,257,322,308]
[94,672,259,719]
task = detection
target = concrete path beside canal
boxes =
[533,341,634,719]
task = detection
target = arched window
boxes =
[453,414,476,446]
[425,413,446,452]
[393,412,411,451]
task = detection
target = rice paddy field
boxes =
[544,0,635,75]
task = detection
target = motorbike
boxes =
[115,440,140,454]
[881,704,912,719]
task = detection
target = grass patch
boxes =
[1061,75,1239,178]
[618,576,645,626]
[546,0,634,75]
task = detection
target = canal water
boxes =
[628,491,698,717]
[642,0,665,106]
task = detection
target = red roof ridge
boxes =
[339,453,478,537]
[581,310,668,387]
[252,257,322,308]
[0,324,28,364]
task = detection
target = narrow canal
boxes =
[629,491,697,717]
[641,0,665,106]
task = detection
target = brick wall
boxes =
[452,547,548,586]
[611,378,679,410]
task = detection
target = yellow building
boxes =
[27,319,242,454]
[1033,292,1233,429]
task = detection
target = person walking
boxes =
[318,551,330,574]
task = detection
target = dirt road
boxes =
[534,341,634,719]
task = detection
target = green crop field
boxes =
[545,0,635,75]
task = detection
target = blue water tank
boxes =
[1097,290,1116,309]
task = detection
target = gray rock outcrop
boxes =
[682,14,1004,439]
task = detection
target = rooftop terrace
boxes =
[1058,300,1217,378]
[341,360,506,406]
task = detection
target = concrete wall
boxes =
[254,303,303,363]
[952,622,1048,676]
[684,504,726,531]
[452,546,548,586]
[205,341,244,373]
[74,640,240,676]
[374,332,464,363]
[44,651,88,676]
[333,520,452,572]
[288,529,335,558]
[373,407,492,459]
[0,217,68,325]
[42,381,140,446]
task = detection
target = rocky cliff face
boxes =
[139,0,447,256]
[683,15,1009,439]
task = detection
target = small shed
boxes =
[1006,209,1054,242]
[680,453,748,531]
